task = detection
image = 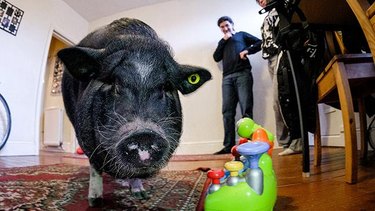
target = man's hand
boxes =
[239,50,248,60]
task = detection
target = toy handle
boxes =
[207,169,224,184]
[237,142,269,195]
[207,169,225,194]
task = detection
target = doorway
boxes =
[41,34,76,153]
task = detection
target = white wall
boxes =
[0,0,88,156]
[315,104,363,150]
[0,0,277,156]
[90,0,275,154]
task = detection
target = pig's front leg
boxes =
[129,178,150,199]
[88,164,103,207]
[118,178,150,200]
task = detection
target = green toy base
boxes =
[204,154,277,211]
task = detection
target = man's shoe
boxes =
[278,148,302,156]
[214,147,232,155]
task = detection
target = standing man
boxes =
[213,16,262,154]
[257,0,302,155]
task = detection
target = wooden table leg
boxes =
[333,62,358,184]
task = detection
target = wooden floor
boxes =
[0,147,374,210]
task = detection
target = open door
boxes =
[41,34,77,153]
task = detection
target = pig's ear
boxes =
[57,47,103,80]
[175,65,212,95]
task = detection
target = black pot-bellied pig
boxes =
[57,18,211,206]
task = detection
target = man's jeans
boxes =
[222,70,253,149]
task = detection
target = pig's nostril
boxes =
[128,143,138,150]
[151,144,159,151]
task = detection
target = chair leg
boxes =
[358,97,368,162]
[333,61,358,184]
[314,104,322,167]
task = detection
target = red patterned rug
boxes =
[0,164,207,210]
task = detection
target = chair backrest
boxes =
[347,0,375,63]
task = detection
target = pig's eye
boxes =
[188,73,200,85]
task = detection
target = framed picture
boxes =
[0,0,23,36]
[51,58,63,95]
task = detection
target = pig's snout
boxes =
[117,130,168,167]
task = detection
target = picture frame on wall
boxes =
[0,0,24,36]
[51,58,63,95]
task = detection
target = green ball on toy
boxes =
[236,117,255,138]
[265,130,275,141]
[236,117,275,141]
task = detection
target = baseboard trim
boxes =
[175,140,223,155]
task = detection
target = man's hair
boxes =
[217,16,234,26]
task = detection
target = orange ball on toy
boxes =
[252,128,274,157]
[252,128,268,141]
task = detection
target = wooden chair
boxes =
[314,0,375,184]
[347,0,375,62]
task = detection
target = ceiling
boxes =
[61,0,172,22]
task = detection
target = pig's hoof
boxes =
[88,197,103,207]
[141,191,150,199]
[132,191,150,200]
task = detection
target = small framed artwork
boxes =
[51,58,63,95]
[0,0,23,36]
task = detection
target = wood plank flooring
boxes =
[0,147,374,210]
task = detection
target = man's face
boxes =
[257,0,267,8]
[219,21,234,34]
